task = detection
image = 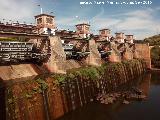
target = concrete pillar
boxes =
[43,36,66,74]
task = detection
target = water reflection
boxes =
[58,72,160,120]
[137,73,151,97]
[0,79,6,120]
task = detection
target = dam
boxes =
[0,12,154,120]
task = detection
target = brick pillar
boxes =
[109,42,121,62]
[123,51,133,60]
[43,36,66,74]
[85,39,102,66]
[123,43,133,60]
[108,50,121,62]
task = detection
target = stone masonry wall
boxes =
[4,59,146,120]
[134,43,151,69]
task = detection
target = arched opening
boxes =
[150,46,160,68]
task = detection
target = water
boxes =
[57,72,160,120]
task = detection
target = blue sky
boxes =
[0,0,160,39]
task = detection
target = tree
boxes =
[151,46,160,68]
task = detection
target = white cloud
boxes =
[115,8,160,39]
[56,7,160,39]
[91,18,120,29]
[90,7,121,30]
[90,7,160,39]
[117,17,152,30]
[122,8,153,18]
[155,7,160,11]
[56,6,93,29]
[0,0,159,40]
[56,17,76,25]
[56,17,90,30]
[0,0,37,23]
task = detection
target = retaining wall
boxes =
[1,59,146,120]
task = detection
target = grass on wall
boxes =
[51,59,145,84]
[0,37,17,41]
[7,59,145,102]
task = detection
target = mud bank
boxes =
[1,59,146,120]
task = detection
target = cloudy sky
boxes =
[0,0,160,39]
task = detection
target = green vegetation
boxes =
[6,59,145,103]
[25,93,33,99]
[51,59,145,85]
[51,66,102,85]
[144,34,160,46]
[0,36,27,42]
[144,34,160,68]
[0,37,17,41]
[151,46,160,68]
[35,78,48,90]
[6,59,146,120]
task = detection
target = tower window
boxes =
[85,26,89,31]
[46,17,53,24]
[101,31,105,34]
[77,26,82,30]
[37,18,42,24]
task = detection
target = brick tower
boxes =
[115,32,125,43]
[75,23,90,38]
[35,14,56,35]
[125,35,134,44]
[99,29,111,41]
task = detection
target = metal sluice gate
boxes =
[62,43,90,60]
[0,41,49,63]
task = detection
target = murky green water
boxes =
[58,72,160,120]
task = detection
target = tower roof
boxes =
[115,32,124,34]
[34,14,55,18]
[125,34,133,36]
[99,28,111,31]
[75,23,90,26]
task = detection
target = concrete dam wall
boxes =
[2,59,146,120]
